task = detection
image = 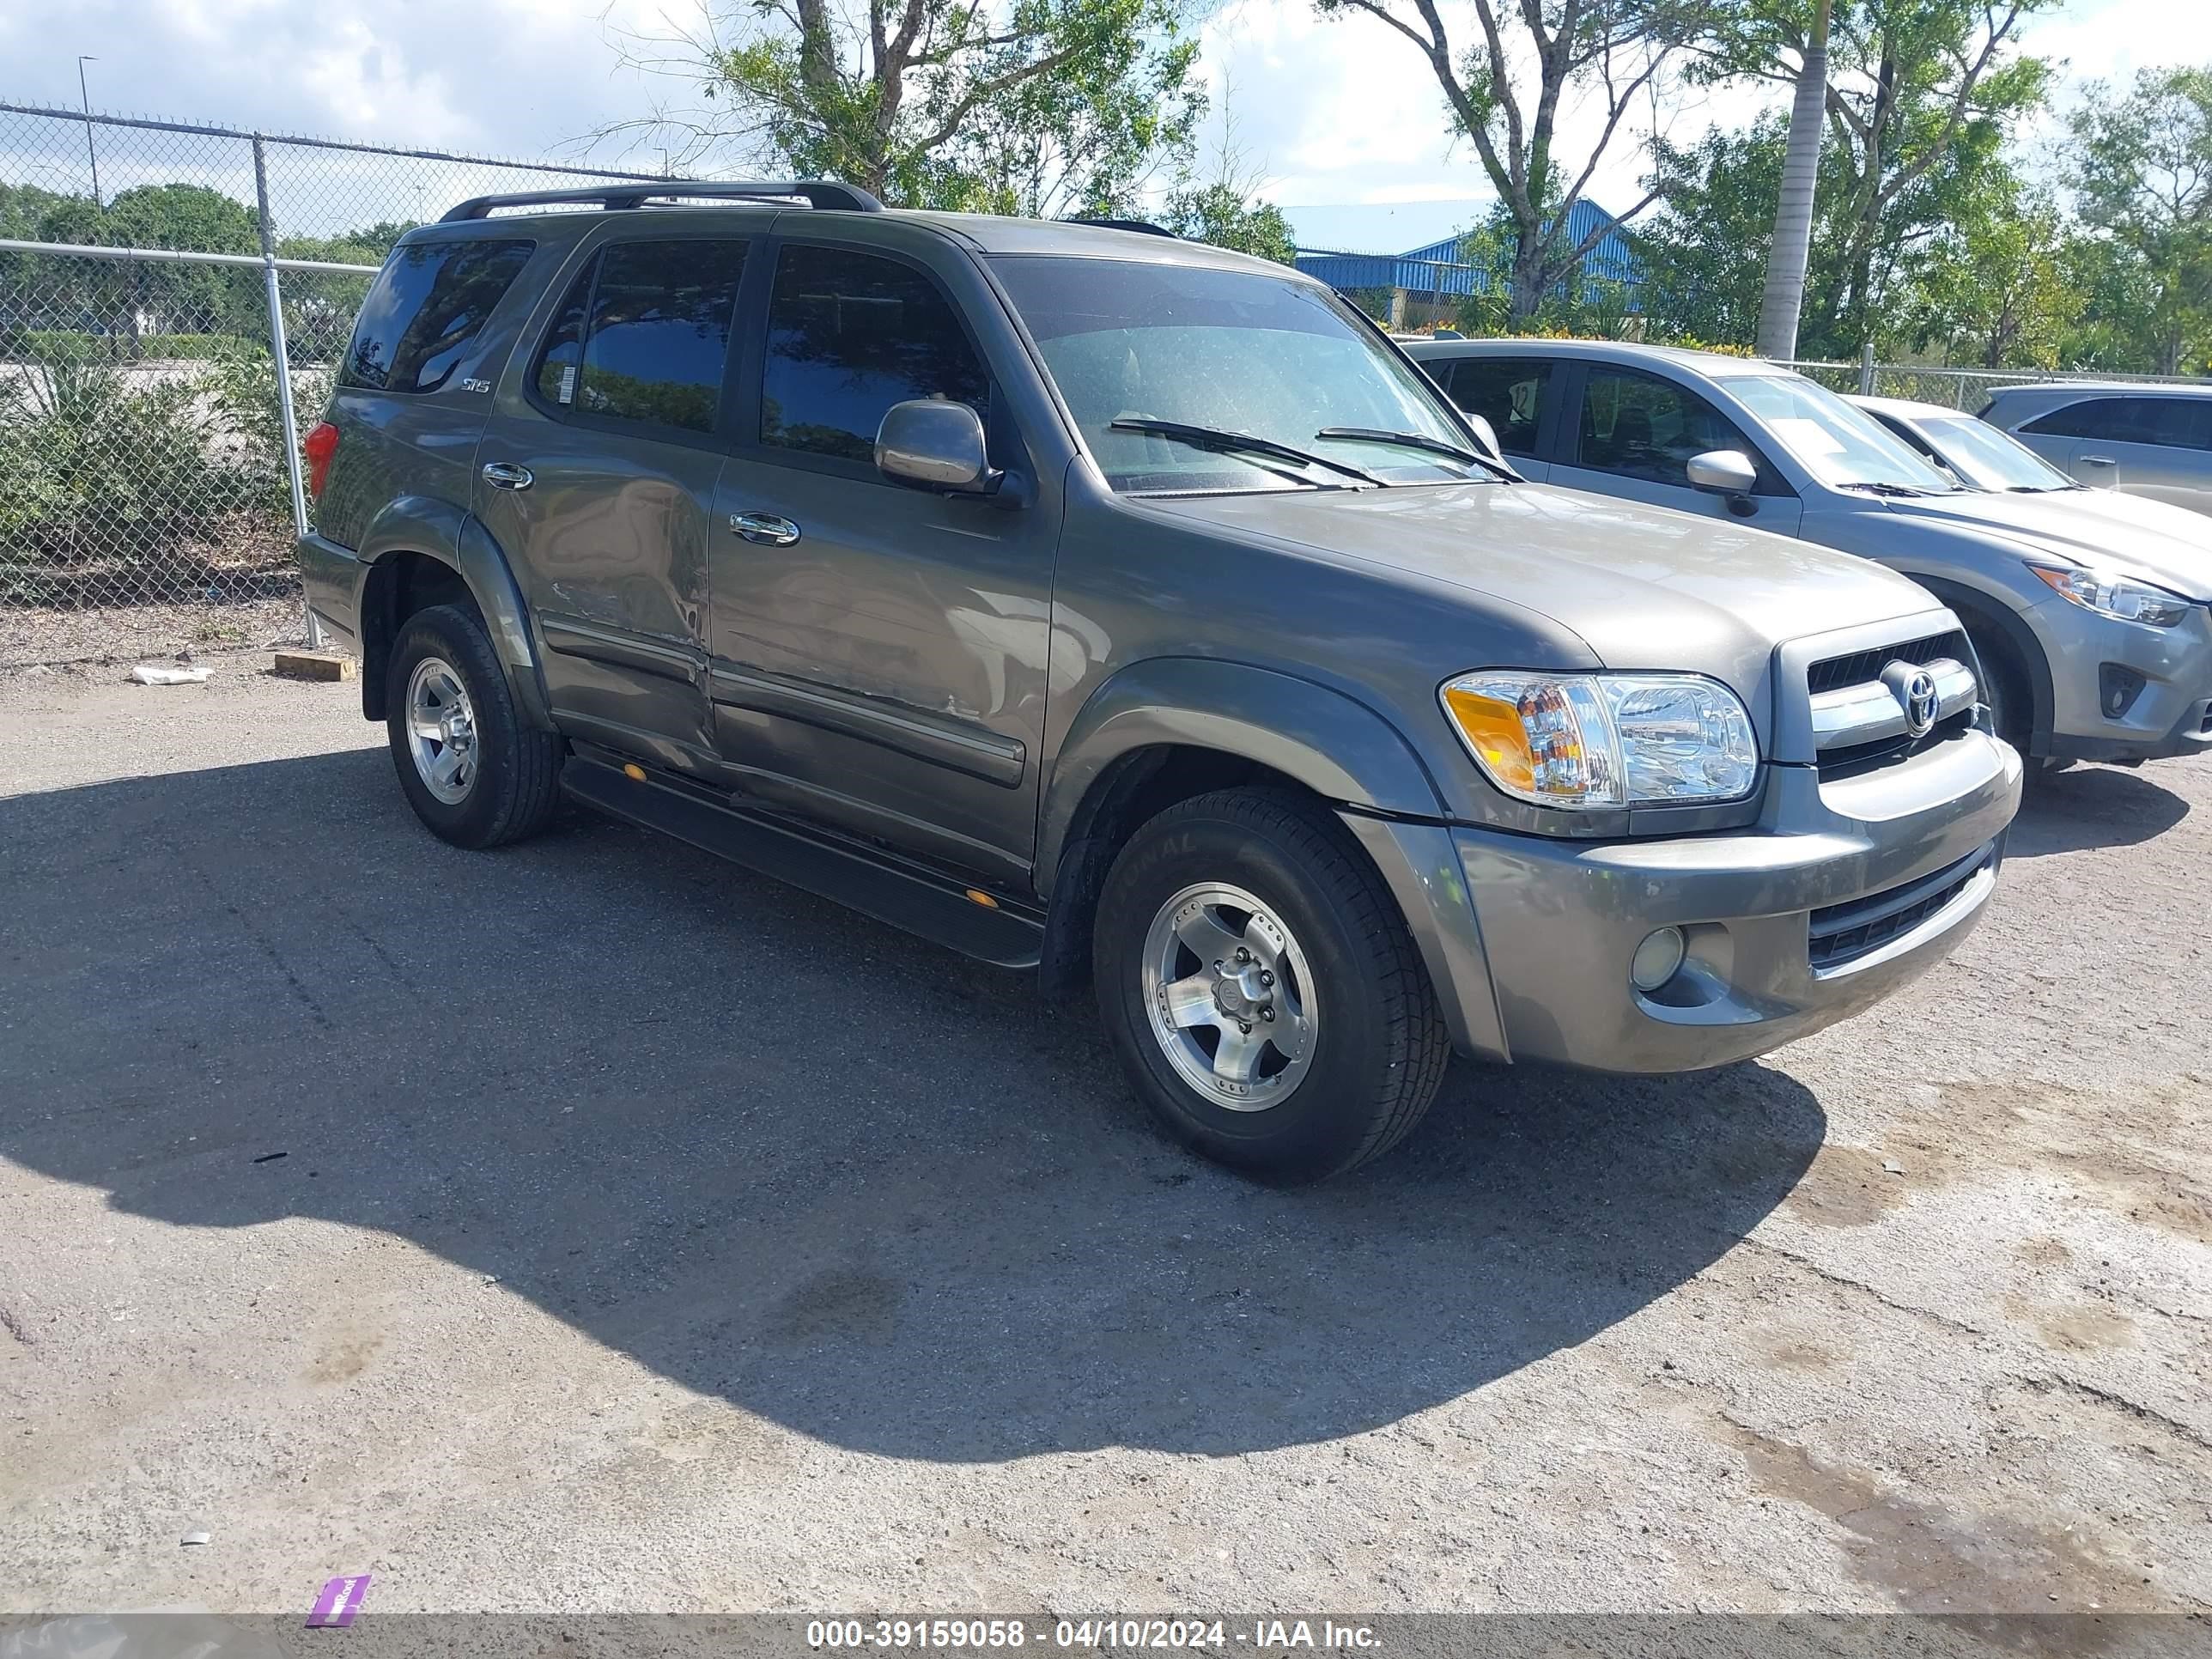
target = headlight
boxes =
[2029,563,2191,627]
[1440,672,1759,809]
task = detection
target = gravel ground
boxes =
[0,656,2206,1619]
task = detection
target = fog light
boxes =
[1631,927,1686,993]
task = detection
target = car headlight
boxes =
[1440,672,1759,809]
[2029,563,2191,627]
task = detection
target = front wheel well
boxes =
[1037,745,1332,1000]
[358,551,478,721]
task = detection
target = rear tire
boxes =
[1093,787,1450,1183]
[386,603,563,849]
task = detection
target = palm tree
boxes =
[1755,0,1833,360]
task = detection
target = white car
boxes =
[1855,393,2212,549]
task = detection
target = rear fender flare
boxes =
[356,497,551,732]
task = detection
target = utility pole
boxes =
[77,55,101,206]
[1753,0,1830,362]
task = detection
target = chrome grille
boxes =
[1807,629,1970,696]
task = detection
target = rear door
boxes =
[1545,362,1802,534]
[705,234,1054,886]
[1432,356,1559,479]
[2018,395,2212,512]
[475,231,750,770]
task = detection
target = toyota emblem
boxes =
[1883,664,1941,738]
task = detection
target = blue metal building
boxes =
[1294,200,1643,323]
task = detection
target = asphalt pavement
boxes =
[1,655,2206,1617]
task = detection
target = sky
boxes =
[3,0,2210,252]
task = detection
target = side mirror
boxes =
[877,399,999,493]
[1462,412,1504,461]
[1686,449,1759,496]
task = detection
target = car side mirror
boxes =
[1686,449,1759,496]
[877,399,1000,494]
[1462,412,1504,461]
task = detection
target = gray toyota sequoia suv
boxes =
[296,180,2022,1182]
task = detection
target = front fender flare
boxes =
[1040,657,1447,887]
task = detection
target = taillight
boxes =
[303,422,340,500]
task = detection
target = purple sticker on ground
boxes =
[307,1573,370,1628]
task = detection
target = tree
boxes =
[601,0,1205,216]
[1754,0,1829,358]
[1637,120,1790,344]
[2065,65,2212,375]
[1904,185,2072,368]
[1316,0,1714,323]
[1694,0,2056,355]
[1158,100,1298,264]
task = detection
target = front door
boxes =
[1546,364,1803,536]
[707,238,1054,887]
[2021,395,2212,511]
[474,232,751,770]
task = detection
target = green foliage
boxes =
[2066,66,2212,374]
[1159,181,1297,264]
[0,342,268,592]
[626,0,1205,216]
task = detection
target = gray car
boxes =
[1979,381,2212,514]
[296,185,2019,1181]
[1408,339,2212,769]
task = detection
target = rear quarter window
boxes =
[339,240,535,394]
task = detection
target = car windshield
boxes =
[1720,374,1960,493]
[1917,414,2079,491]
[988,255,1491,493]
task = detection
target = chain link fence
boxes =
[1779,356,2212,410]
[1,102,667,667]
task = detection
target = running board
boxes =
[562,755,1044,969]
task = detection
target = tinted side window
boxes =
[340,240,534,393]
[1574,368,1764,488]
[2021,396,2211,447]
[1443,359,1547,458]
[762,245,989,463]
[568,240,746,433]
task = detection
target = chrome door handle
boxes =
[481,461,534,490]
[2080,454,2117,465]
[731,512,801,546]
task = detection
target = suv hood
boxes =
[1143,481,1939,673]
[1881,489,2212,600]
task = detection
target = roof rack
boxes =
[440,179,885,222]
[1065,216,1178,239]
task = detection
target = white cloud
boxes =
[1,0,2207,247]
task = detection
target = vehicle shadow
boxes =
[0,748,1825,1462]
[2007,763,2190,859]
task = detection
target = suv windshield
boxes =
[988,256,1491,493]
[1920,414,2079,491]
[1721,374,1960,493]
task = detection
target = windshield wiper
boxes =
[1839,480,1942,498]
[1314,426,1519,483]
[1109,418,1383,487]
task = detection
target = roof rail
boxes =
[1065,216,1179,239]
[440,179,885,222]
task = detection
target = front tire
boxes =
[1093,788,1450,1182]
[386,603,563,848]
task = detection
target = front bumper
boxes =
[1358,728,2021,1074]
[2038,596,2212,763]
